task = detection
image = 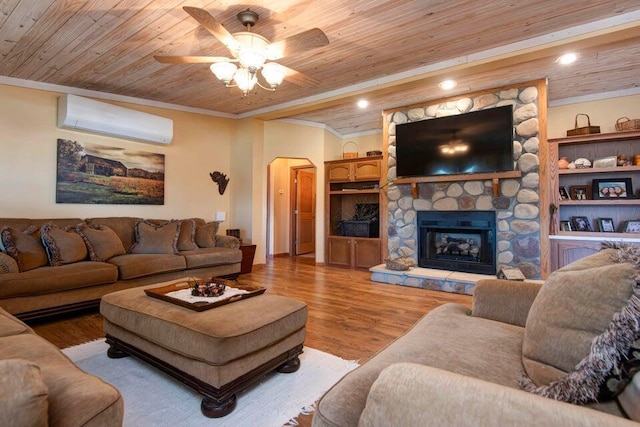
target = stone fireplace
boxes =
[418,210,496,275]
[371,82,544,295]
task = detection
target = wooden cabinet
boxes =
[548,130,640,271]
[325,156,382,269]
[327,237,382,269]
[549,239,601,271]
[327,158,381,182]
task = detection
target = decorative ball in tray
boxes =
[189,277,231,297]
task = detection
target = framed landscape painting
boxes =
[56,139,165,205]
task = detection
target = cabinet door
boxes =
[353,238,381,269]
[550,240,601,271]
[353,160,381,181]
[327,237,352,267]
[327,164,352,182]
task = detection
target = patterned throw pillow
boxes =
[130,220,180,254]
[76,224,126,262]
[194,221,219,248]
[40,223,88,266]
[0,252,19,274]
[521,243,640,404]
[177,219,198,251]
[0,226,48,272]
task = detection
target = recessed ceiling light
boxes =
[439,79,456,90]
[357,99,369,109]
[557,53,577,65]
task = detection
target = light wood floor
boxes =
[31,256,472,426]
[32,256,472,361]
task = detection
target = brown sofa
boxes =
[0,305,123,426]
[0,217,242,320]
[313,246,640,426]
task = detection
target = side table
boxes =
[239,244,257,274]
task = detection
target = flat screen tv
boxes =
[395,105,514,178]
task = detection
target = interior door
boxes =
[295,169,315,255]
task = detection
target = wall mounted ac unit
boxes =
[57,94,173,144]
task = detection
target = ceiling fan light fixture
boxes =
[210,62,237,84]
[261,63,286,88]
[233,68,258,93]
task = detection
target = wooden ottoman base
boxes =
[106,334,303,418]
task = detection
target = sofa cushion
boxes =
[40,222,87,266]
[0,252,19,274]
[315,303,527,427]
[84,217,140,252]
[130,220,180,254]
[0,226,48,272]
[619,372,640,421]
[77,224,126,262]
[0,306,29,337]
[177,219,199,251]
[0,334,123,427]
[522,246,640,403]
[179,247,242,269]
[194,221,219,248]
[0,359,48,427]
[0,262,118,298]
[107,253,186,280]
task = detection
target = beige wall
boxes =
[325,132,383,162]
[548,94,640,138]
[263,121,331,263]
[0,84,234,228]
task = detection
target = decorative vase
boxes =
[558,157,570,169]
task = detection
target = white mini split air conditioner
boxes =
[57,94,174,144]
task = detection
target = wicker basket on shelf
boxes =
[615,117,640,132]
[342,141,358,159]
[566,113,600,136]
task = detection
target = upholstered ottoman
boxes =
[100,280,307,417]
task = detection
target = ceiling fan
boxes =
[154,6,329,96]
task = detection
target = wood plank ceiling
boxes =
[1,0,639,136]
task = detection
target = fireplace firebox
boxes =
[417,211,496,275]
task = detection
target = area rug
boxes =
[63,339,357,427]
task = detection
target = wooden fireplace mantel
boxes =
[393,170,522,198]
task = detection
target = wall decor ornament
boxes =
[209,171,229,195]
[56,139,165,205]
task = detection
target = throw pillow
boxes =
[177,219,198,251]
[0,252,19,274]
[130,220,180,254]
[521,244,640,404]
[194,221,219,248]
[40,223,88,266]
[0,226,48,272]
[0,359,49,427]
[76,224,126,262]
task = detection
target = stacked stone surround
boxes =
[382,85,542,293]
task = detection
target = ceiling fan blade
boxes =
[154,55,233,64]
[278,64,320,87]
[183,6,240,52]
[266,28,329,60]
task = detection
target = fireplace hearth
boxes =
[418,211,496,275]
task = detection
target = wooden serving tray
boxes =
[144,280,266,312]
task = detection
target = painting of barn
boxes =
[56,139,165,205]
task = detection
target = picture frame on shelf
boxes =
[597,218,615,232]
[569,185,591,200]
[591,178,632,199]
[559,186,570,200]
[592,156,617,169]
[571,216,592,232]
[622,220,640,233]
[559,220,572,231]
